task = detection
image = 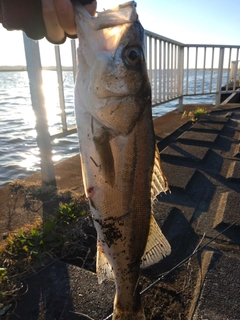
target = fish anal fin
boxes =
[96,242,114,284]
[141,215,171,269]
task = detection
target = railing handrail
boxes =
[145,30,240,49]
[145,29,184,46]
[185,44,240,49]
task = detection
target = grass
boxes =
[182,107,210,122]
[0,182,93,318]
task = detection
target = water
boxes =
[0,70,220,187]
[0,70,79,187]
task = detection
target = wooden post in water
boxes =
[23,33,56,187]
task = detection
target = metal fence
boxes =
[23,30,240,185]
[145,30,240,109]
[145,30,184,107]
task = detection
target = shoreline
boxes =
[0,65,73,72]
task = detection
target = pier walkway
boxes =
[0,104,240,320]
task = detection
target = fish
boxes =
[74,1,171,319]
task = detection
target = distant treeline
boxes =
[0,66,73,72]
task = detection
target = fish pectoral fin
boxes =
[141,215,171,269]
[96,243,115,284]
[93,128,115,187]
[151,144,169,200]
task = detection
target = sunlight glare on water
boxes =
[21,102,36,130]
[41,71,61,131]
[17,71,63,170]
[19,152,40,171]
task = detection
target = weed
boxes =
[56,202,86,225]
[182,107,209,122]
[9,180,24,193]
[8,222,63,265]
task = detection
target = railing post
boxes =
[178,45,184,112]
[216,47,224,107]
[55,45,67,132]
[230,60,239,81]
[23,33,56,187]
[71,39,77,80]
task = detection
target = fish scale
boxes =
[74,2,171,319]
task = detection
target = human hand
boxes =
[42,0,97,43]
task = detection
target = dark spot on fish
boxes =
[90,156,99,168]
[95,217,122,247]
[87,186,94,194]
[118,219,124,227]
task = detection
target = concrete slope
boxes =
[1,105,239,320]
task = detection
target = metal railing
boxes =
[145,30,184,107]
[23,31,240,185]
[145,30,240,110]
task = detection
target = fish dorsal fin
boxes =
[96,243,114,284]
[141,215,171,268]
[151,144,169,200]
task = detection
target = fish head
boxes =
[93,20,147,96]
[75,2,151,135]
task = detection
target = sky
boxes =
[0,0,240,66]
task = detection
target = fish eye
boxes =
[122,46,144,69]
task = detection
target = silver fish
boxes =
[74,2,171,319]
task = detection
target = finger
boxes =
[84,1,97,16]
[42,0,65,43]
[54,0,76,36]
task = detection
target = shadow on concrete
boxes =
[10,262,83,320]
[215,223,240,246]
[8,189,84,320]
